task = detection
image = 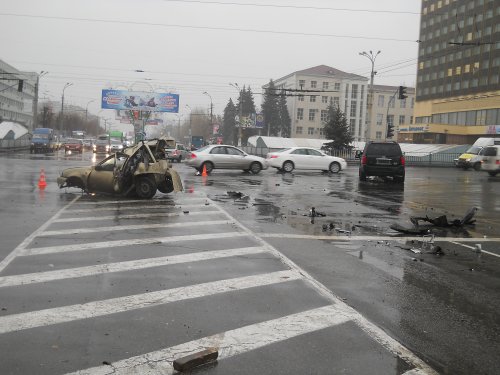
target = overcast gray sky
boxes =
[0,0,421,132]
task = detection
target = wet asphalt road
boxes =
[0,149,499,375]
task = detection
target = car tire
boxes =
[488,171,498,177]
[394,174,405,183]
[178,156,182,163]
[282,161,294,173]
[329,162,341,173]
[359,169,367,181]
[202,161,214,174]
[249,162,262,174]
[135,176,157,199]
[473,162,481,171]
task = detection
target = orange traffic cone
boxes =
[201,164,208,177]
[38,168,47,190]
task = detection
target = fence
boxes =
[241,146,461,167]
[0,138,30,151]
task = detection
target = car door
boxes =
[209,146,231,168]
[290,148,309,169]
[306,148,326,170]
[226,146,248,169]
[87,154,119,194]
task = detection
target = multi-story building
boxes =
[367,85,416,141]
[414,0,500,144]
[0,59,37,130]
[270,65,368,141]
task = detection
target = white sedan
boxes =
[266,147,347,173]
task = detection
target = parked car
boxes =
[266,147,347,173]
[480,145,500,176]
[167,143,190,163]
[63,138,83,154]
[185,144,268,174]
[356,141,405,182]
[57,140,183,198]
[82,139,94,150]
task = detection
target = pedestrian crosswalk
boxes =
[0,193,437,375]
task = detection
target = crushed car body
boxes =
[57,139,183,199]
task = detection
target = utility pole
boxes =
[203,91,213,139]
[229,83,242,146]
[185,105,192,148]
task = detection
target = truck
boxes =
[108,130,124,143]
[30,128,56,154]
[456,137,500,170]
[190,136,204,150]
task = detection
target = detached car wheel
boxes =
[135,177,157,199]
[158,176,174,194]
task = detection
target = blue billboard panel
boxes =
[101,90,179,113]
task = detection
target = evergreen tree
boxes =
[278,91,291,138]
[236,86,257,145]
[261,80,280,136]
[222,98,237,145]
[323,99,353,150]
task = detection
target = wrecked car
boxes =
[57,140,183,199]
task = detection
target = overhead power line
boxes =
[162,0,421,15]
[0,13,417,43]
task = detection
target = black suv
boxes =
[357,141,405,182]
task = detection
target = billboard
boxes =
[101,90,179,113]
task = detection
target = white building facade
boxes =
[270,65,369,141]
[0,59,37,130]
[367,85,416,141]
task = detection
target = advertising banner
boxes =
[102,90,179,113]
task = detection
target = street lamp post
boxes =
[229,83,242,146]
[60,82,73,136]
[185,104,192,148]
[359,50,381,141]
[32,71,48,130]
[175,114,183,141]
[203,91,213,141]
[85,99,96,135]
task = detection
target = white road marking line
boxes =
[0,269,300,334]
[259,233,500,243]
[65,203,205,213]
[402,369,429,375]
[0,247,267,288]
[72,197,207,205]
[66,304,351,375]
[40,220,230,236]
[450,241,500,258]
[209,200,439,375]
[22,232,248,256]
[0,196,81,274]
[53,210,221,223]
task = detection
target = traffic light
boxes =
[398,85,407,100]
[17,80,24,92]
[387,123,395,138]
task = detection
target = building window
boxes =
[310,96,316,102]
[299,80,305,89]
[334,82,341,91]
[399,115,405,125]
[308,127,314,135]
[333,97,340,108]
[296,126,303,134]
[389,97,395,108]
[309,109,316,121]
[411,98,415,108]
[298,95,304,101]
[400,98,406,108]
[376,114,383,126]
[311,81,317,88]
[351,84,358,99]
[322,96,328,103]
[319,128,324,136]
[376,131,382,139]
[322,82,329,90]
[297,108,303,120]
[350,101,357,117]
[349,119,356,135]
[378,95,385,107]
[320,110,328,123]
[410,116,413,124]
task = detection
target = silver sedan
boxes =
[185,145,268,174]
[267,147,347,173]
